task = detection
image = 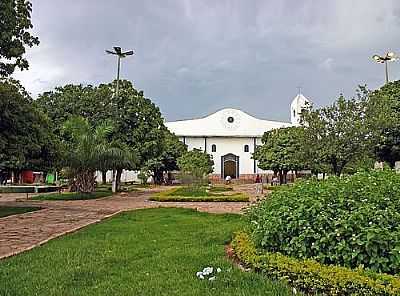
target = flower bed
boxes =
[150,186,248,202]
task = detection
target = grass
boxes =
[150,186,248,202]
[0,208,293,295]
[0,206,41,218]
[31,191,112,201]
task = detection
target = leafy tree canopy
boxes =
[144,130,187,184]
[37,80,166,170]
[253,126,306,183]
[0,78,59,172]
[0,0,39,76]
[177,149,214,179]
[301,95,370,176]
[364,81,400,167]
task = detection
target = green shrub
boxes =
[150,194,248,202]
[0,186,59,193]
[232,231,400,296]
[247,170,400,274]
[31,191,112,201]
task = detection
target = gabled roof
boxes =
[165,108,291,137]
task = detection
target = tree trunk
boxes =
[116,168,123,192]
[101,170,107,184]
[76,170,96,193]
[278,171,283,185]
[153,170,163,185]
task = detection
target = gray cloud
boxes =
[14,0,400,122]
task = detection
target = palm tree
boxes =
[63,116,135,193]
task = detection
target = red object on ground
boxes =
[21,170,34,184]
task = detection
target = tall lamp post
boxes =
[105,46,134,193]
[106,47,134,99]
[372,52,398,84]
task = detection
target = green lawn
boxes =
[0,208,293,295]
[0,206,40,218]
[31,191,112,201]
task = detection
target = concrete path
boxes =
[0,188,248,260]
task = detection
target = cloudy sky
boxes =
[14,0,400,122]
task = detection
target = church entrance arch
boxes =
[221,153,239,179]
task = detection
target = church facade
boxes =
[165,94,311,181]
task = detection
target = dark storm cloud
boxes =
[15,0,400,122]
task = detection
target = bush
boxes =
[150,186,248,202]
[232,232,400,296]
[31,191,112,201]
[247,170,400,274]
[150,195,248,202]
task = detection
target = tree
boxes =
[62,117,134,193]
[364,81,400,168]
[37,80,166,189]
[301,95,370,176]
[0,78,59,181]
[177,149,214,184]
[0,0,39,76]
[253,127,306,184]
[144,130,187,184]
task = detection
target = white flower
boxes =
[209,276,216,281]
[217,268,222,273]
[293,287,297,294]
[202,267,213,275]
[199,274,204,280]
[196,272,203,277]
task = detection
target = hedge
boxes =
[149,194,248,202]
[0,186,59,193]
[231,232,400,296]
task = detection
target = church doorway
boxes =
[221,153,239,179]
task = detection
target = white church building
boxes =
[165,93,311,182]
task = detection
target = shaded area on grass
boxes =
[0,208,293,296]
[31,191,112,201]
[0,206,41,218]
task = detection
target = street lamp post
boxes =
[106,47,134,99]
[372,52,398,84]
[105,46,134,193]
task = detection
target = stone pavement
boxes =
[0,188,249,260]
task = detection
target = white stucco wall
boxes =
[183,136,267,175]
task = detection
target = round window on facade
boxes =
[227,116,234,123]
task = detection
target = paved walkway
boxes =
[0,188,249,260]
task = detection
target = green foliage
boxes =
[302,94,370,175]
[253,127,305,183]
[0,206,40,218]
[150,195,248,202]
[37,80,168,189]
[157,186,235,197]
[365,81,400,167]
[232,231,400,296]
[31,191,112,201]
[177,149,214,181]
[143,130,187,184]
[0,0,39,76]
[246,170,400,274]
[0,79,60,172]
[63,116,134,193]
